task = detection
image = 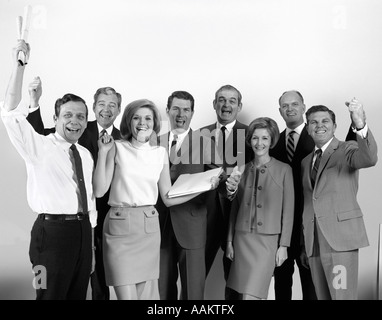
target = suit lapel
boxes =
[314,137,339,193]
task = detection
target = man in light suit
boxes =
[157,90,225,300]
[270,90,317,300]
[27,79,122,300]
[301,101,378,300]
[200,84,251,299]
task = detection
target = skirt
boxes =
[227,228,279,299]
[103,205,160,286]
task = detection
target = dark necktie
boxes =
[311,148,322,188]
[286,130,295,163]
[169,134,178,166]
[220,126,227,158]
[70,144,88,214]
[100,129,107,138]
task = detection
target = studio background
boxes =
[0,0,381,300]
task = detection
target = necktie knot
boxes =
[100,129,107,138]
[170,135,178,166]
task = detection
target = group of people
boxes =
[2,40,378,300]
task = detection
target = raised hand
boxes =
[28,76,42,109]
[98,133,115,153]
[226,165,242,194]
[13,40,30,67]
[345,98,366,129]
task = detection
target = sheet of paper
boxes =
[168,167,223,198]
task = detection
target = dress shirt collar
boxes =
[170,128,190,143]
[53,132,76,151]
[315,137,334,154]
[97,123,113,136]
[286,122,305,137]
[217,120,236,135]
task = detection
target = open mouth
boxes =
[175,119,186,127]
[100,114,112,120]
[66,128,81,133]
[315,129,327,134]
[221,109,232,116]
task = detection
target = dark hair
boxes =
[246,117,280,149]
[278,90,304,106]
[120,99,161,143]
[214,84,242,105]
[93,87,122,109]
[54,94,88,117]
[306,105,336,124]
[167,91,195,112]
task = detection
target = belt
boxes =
[38,213,88,221]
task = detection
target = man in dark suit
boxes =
[156,90,225,300]
[27,78,121,300]
[301,101,377,299]
[270,90,317,300]
[200,84,250,300]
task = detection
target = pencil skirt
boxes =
[103,206,160,286]
[227,229,279,299]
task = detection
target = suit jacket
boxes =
[229,158,294,247]
[156,129,222,250]
[301,131,378,256]
[270,127,315,256]
[200,121,251,222]
[200,120,251,173]
[26,108,121,236]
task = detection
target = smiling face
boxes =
[250,128,271,158]
[131,107,154,142]
[167,98,194,134]
[279,91,306,129]
[54,101,88,144]
[307,111,336,148]
[213,88,242,125]
[93,93,121,129]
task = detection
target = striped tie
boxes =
[286,131,295,163]
[311,148,322,188]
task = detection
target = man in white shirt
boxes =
[1,40,96,300]
[26,78,122,300]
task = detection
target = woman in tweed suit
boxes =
[226,117,294,300]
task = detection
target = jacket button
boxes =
[152,210,155,215]
[258,221,263,226]
[257,204,262,208]
[115,212,120,216]
[260,169,265,174]
[258,186,262,190]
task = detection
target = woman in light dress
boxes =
[93,99,219,300]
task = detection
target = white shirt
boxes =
[1,102,97,227]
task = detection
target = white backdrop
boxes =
[0,0,381,300]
